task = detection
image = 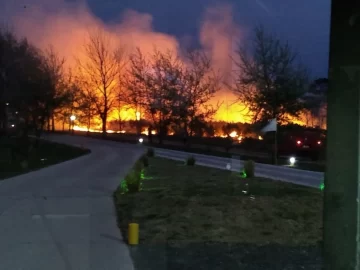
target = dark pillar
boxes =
[324,1,360,269]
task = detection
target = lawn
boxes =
[0,136,90,180]
[114,157,323,270]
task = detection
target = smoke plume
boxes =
[1,0,246,122]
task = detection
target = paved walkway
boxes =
[0,134,144,270]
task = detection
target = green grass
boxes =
[0,137,90,180]
[114,157,323,247]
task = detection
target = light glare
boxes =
[289,156,296,165]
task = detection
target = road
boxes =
[154,148,324,188]
[0,134,144,270]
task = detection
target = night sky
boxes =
[85,0,331,77]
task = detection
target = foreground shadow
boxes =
[129,242,322,270]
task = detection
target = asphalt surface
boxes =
[0,134,144,270]
[154,148,324,188]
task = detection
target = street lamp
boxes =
[289,156,296,166]
[70,115,76,134]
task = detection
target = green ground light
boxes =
[120,180,129,194]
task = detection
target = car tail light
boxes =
[297,140,302,145]
[317,141,321,145]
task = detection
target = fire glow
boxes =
[4,0,309,128]
[4,0,248,123]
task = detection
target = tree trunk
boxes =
[102,116,107,138]
[118,120,122,131]
[87,115,91,131]
[51,115,55,132]
[47,117,50,131]
[86,115,90,136]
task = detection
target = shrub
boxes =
[133,159,144,172]
[147,148,155,157]
[186,156,196,166]
[125,170,142,193]
[243,160,255,178]
[140,154,149,167]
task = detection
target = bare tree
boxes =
[77,84,98,132]
[121,49,147,134]
[42,45,68,132]
[124,48,221,140]
[176,50,221,137]
[124,48,183,141]
[77,30,124,136]
[113,92,131,131]
[232,25,309,123]
[54,69,79,131]
[0,29,18,134]
[302,78,328,128]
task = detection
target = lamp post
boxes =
[70,115,76,135]
[323,1,360,269]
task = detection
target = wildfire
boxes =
[229,131,237,138]
[73,126,117,134]
[141,129,156,135]
[213,130,243,142]
[6,1,317,131]
[73,126,100,133]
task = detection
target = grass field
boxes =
[0,137,90,180]
[114,157,323,269]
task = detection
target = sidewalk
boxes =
[0,135,143,270]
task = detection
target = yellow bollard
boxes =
[128,223,139,245]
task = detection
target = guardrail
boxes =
[154,148,324,188]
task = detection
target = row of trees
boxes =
[123,48,221,140]
[0,31,70,139]
[1,25,326,146]
[70,32,222,141]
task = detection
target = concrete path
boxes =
[0,134,144,270]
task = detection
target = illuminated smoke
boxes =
[1,0,248,122]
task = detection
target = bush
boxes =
[147,148,155,157]
[133,159,144,172]
[118,156,147,194]
[186,156,196,166]
[140,154,149,167]
[243,160,255,178]
[124,170,142,193]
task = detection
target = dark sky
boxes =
[85,0,331,78]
